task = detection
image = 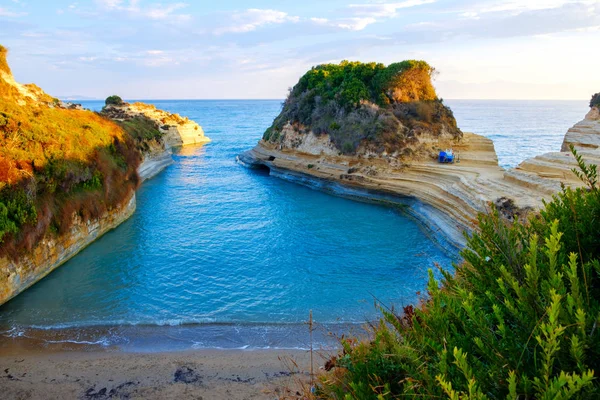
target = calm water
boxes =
[0,99,587,350]
[446,99,588,168]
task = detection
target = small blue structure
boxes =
[438,149,455,163]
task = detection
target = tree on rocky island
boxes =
[105,95,124,106]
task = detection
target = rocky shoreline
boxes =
[239,107,600,248]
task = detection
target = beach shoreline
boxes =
[0,347,322,399]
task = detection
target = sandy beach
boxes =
[0,348,322,399]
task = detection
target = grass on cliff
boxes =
[316,149,600,399]
[0,47,146,257]
[263,60,460,155]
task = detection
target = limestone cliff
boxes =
[103,101,210,147]
[240,105,600,250]
[561,106,600,152]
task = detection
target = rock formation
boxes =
[240,103,600,250]
[102,101,210,147]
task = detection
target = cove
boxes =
[0,100,454,349]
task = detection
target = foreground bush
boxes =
[318,150,599,399]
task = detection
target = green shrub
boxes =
[0,189,36,244]
[105,95,124,106]
[590,93,600,109]
[263,127,273,141]
[342,142,355,154]
[117,116,162,144]
[318,149,600,399]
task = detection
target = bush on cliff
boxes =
[263,60,460,155]
[591,93,600,109]
[317,149,600,399]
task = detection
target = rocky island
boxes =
[239,60,600,249]
[0,45,209,305]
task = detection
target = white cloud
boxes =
[95,0,190,21]
[463,0,598,18]
[312,0,435,31]
[348,0,436,17]
[145,3,190,20]
[311,16,378,31]
[214,9,299,34]
[21,32,48,38]
[0,7,27,17]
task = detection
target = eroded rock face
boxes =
[0,194,136,305]
[561,106,600,152]
[240,107,600,249]
[103,102,210,147]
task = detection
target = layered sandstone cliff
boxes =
[240,107,600,250]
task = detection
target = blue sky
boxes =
[1,0,599,99]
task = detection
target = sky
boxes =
[0,0,599,100]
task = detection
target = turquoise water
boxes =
[0,99,587,350]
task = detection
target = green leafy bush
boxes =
[105,95,124,106]
[0,189,36,244]
[318,149,600,399]
[590,93,600,109]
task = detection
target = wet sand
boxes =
[0,348,326,399]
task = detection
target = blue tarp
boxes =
[439,151,454,163]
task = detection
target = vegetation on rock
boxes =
[105,95,124,106]
[0,48,163,258]
[591,93,600,109]
[263,60,460,155]
[317,148,600,399]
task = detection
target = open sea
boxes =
[0,99,588,351]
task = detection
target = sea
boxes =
[0,99,588,351]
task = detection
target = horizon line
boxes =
[63,98,591,102]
